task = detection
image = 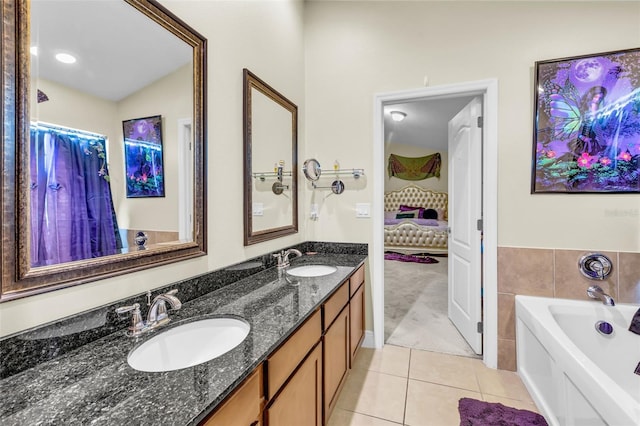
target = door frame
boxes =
[372,79,498,368]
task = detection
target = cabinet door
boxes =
[266,342,323,426]
[324,306,349,420]
[201,367,263,426]
[350,282,365,365]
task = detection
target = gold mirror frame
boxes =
[1,0,207,301]
[243,69,298,245]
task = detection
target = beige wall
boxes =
[304,1,640,252]
[114,63,192,232]
[384,142,448,193]
[0,0,305,337]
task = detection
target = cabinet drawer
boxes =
[323,281,349,330]
[202,367,263,426]
[349,265,365,297]
[267,309,321,399]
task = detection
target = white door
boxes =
[448,97,483,354]
[177,119,193,241]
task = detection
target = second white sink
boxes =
[128,317,250,372]
[286,264,337,277]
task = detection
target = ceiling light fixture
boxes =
[390,111,407,122]
[55,53,77,64]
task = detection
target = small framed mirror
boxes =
[243,69,298,245]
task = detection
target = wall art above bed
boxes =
[388,152,441,181]
[532,47,640,194]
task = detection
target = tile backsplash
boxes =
[497,247,639,371]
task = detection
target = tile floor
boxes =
[328,345,540,426]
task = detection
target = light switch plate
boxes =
[355,203,370,218]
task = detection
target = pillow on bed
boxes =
[423,208,438,220]
[396,209,420,219]
[436,208,446,220]
[399,205,425,218]
[384,210,401,219]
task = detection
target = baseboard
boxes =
[361,330,376,348]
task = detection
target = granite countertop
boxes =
[0,253,366,425]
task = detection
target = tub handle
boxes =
[578,253,612,280]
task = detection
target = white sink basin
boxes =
[286,264,337,277]
[128,317,250,372]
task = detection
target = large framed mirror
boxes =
[243,69,298,245]
[1,0,207,301]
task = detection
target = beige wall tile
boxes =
[497,338,516,372]
[554,250,618,301]
[498,293,516,340]
[618,252,640,304]
[497,247,554,296]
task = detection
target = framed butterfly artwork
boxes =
[531,48,640,193]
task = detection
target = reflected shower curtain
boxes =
[30,125,123,267]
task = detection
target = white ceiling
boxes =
[31,0,192,102]
[384,96,476,151]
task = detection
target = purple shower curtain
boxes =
[30,126,122,267]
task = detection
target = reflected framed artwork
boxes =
[532,48,640,193]
[123,115,165,198]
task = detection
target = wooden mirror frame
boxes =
[1,0,208,301]
[243,69,298,245]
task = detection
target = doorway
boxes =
[372,79,498,368]
[383,95,478,357]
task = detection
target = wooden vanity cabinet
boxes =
[201,264,367,426]
[201,367,263,426]
[265,309,322,426]
[322,281,350,421]
[349,266,365,365]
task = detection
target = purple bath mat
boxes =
[384,251,439,264]
[458,398,548,426]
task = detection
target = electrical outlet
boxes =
[253,203,264,216]
[310,204,319,220]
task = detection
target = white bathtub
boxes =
[515,295,640,426]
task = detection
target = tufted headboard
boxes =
[384,185,448,219]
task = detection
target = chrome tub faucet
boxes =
[587,285,615,306]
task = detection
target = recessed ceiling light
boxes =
[30,46,38,56]
[55,53,77,64]
[390,111,407,122]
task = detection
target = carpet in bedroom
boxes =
[384,257,478,357]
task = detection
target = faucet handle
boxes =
[165,289,178,296]
[115,303,145,334]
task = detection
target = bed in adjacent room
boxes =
[384,185,448,253]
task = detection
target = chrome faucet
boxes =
[116,289,182,336]
[148,289,182,325]
[587,285,615,306]
[273,248,303,269]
